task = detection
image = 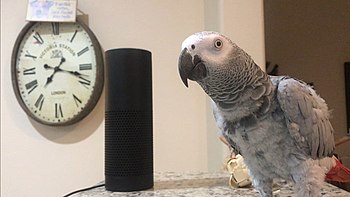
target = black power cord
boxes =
[63,183,105,197]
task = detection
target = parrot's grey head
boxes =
[178,31,250,90]
[178,32,271,113]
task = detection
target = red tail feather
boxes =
[325,158,350,182]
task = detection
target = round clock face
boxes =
[12,21,104,126]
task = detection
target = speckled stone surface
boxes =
[74,172,350,196]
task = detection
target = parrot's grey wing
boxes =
[276,77,335,159]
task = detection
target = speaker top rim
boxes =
[105,48,151,54]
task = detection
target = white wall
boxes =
[1,1,264,196]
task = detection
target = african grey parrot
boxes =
[178,32,350,197]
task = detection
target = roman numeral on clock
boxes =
[79,63,92,70]
[23,67,36,75]
[70,30,77,43]
[78,76,91,87]
[34,94,44,110]
[73,94,82,107]
[55,103,63,118]
[77,47,89,57]
[25,80,38,94]
[24,51,37,59]
[51,22,59,35]
[33,32,44,45]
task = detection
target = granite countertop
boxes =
[74,172,350,197]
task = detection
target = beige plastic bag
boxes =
[220,136,252,188]
[225,154,252,188]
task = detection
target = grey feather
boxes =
[277,77,334,159]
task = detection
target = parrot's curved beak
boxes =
[178,48,192,87]
[178,48,207,88]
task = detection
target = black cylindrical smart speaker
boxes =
[104,48,153,192]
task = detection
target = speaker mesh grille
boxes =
[105,110,153,177]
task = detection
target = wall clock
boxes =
[11,19,104,126]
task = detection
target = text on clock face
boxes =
[39,43,82,58]
[51,90,66,95]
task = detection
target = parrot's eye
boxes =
[214,39,223,49]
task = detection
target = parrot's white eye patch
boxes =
[214,39,223,49]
